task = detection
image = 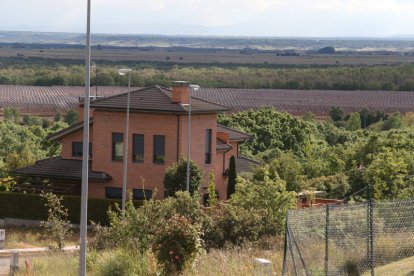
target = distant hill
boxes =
[1,31,414,52]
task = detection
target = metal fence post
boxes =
[325,204,330,276]
[282,213,289,276]
[367,183,374,276]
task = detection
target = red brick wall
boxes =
[61,125,93,160]
[59,109,238,201]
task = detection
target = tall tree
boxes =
[227,155,237,199]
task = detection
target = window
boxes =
[153,135,165,164]
[105,187,122,199]
[205,129,212,164]
[112,133,123,161]
[72,142,92,157]
[133,134,144,162]
[133,189,152,200]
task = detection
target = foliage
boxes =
[3,107,19,123]
[40,193,71,250]
[0,191,135,224]
[96,249,152,276]
[63,109,79,126]
[308,173,351,199]
[218,108,317,159]
[346,112,361,131]
[227,155,237,199]
[207,170,217,206]
[4,62,414,91]
[329,106,345,122]
[164,156,203,197]
[153,214,203,275]
[303,112,316,122]
[230,168,297,236]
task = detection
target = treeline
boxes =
[219,108,414,200]
[1,62,414,90]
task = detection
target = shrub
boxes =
[153,214,203,275]
[96,249,151,276]
[164,156,203,197]
[207,170,218,206]
[40,193,71,250]
[0,192,142,225]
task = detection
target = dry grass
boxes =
[362,256,414,276]
[2,227,88,249]
[184,247,282,276]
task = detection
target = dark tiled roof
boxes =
[216,139,233,151]
[235,156,260,173]
[217,124,251,141]
[89,85,229,114]
[12,156,111,181]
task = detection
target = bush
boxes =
[153,214,203,275]
[164,156,203,197]
[96,249,151,276]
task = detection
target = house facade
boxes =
[14,82,256,200]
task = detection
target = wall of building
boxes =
[91,110,179,200]
[61,125,93,160]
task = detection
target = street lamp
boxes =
[118,68,132,215]
[79,0,92,275]
[186,84,200,193]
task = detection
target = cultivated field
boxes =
[1,47,414,66]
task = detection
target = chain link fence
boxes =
[282,198,414,276]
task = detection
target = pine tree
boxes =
[227,155,237,199]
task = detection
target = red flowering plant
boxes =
[152,214,203,275]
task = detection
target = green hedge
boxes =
[0,192,143,225]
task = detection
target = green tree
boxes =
[346,112,361,131]
[207,170,218,206]
[230,167,296,235]
[4,107,19,123]
[227,155,237,199]
[63,109,79,126]
[329,106,344,122]
[164,157,203,197]
[41,193,72,250]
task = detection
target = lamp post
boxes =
[79,0,91,275]
[118,68,132,215]
[186,84,200,193]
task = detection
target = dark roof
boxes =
[12,156,112,181]
[89,85,229,114]
[216,139,233,151]
[217,124,251,141]
[235,156,260,173]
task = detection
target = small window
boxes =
[205,129,212,164]
[105,187,122,199]
[72,142,92,157]
[153,135,165,164]
[133,134,144,162]
[133,189,152,200]
[112,133,123,161]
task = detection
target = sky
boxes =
[1,0,414,37]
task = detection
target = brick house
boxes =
[13,82,257,200]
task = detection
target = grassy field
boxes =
[362,256,414,276]
[13,248,283,276]
[1,47,414,66]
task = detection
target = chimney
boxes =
[171,81,190,104]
